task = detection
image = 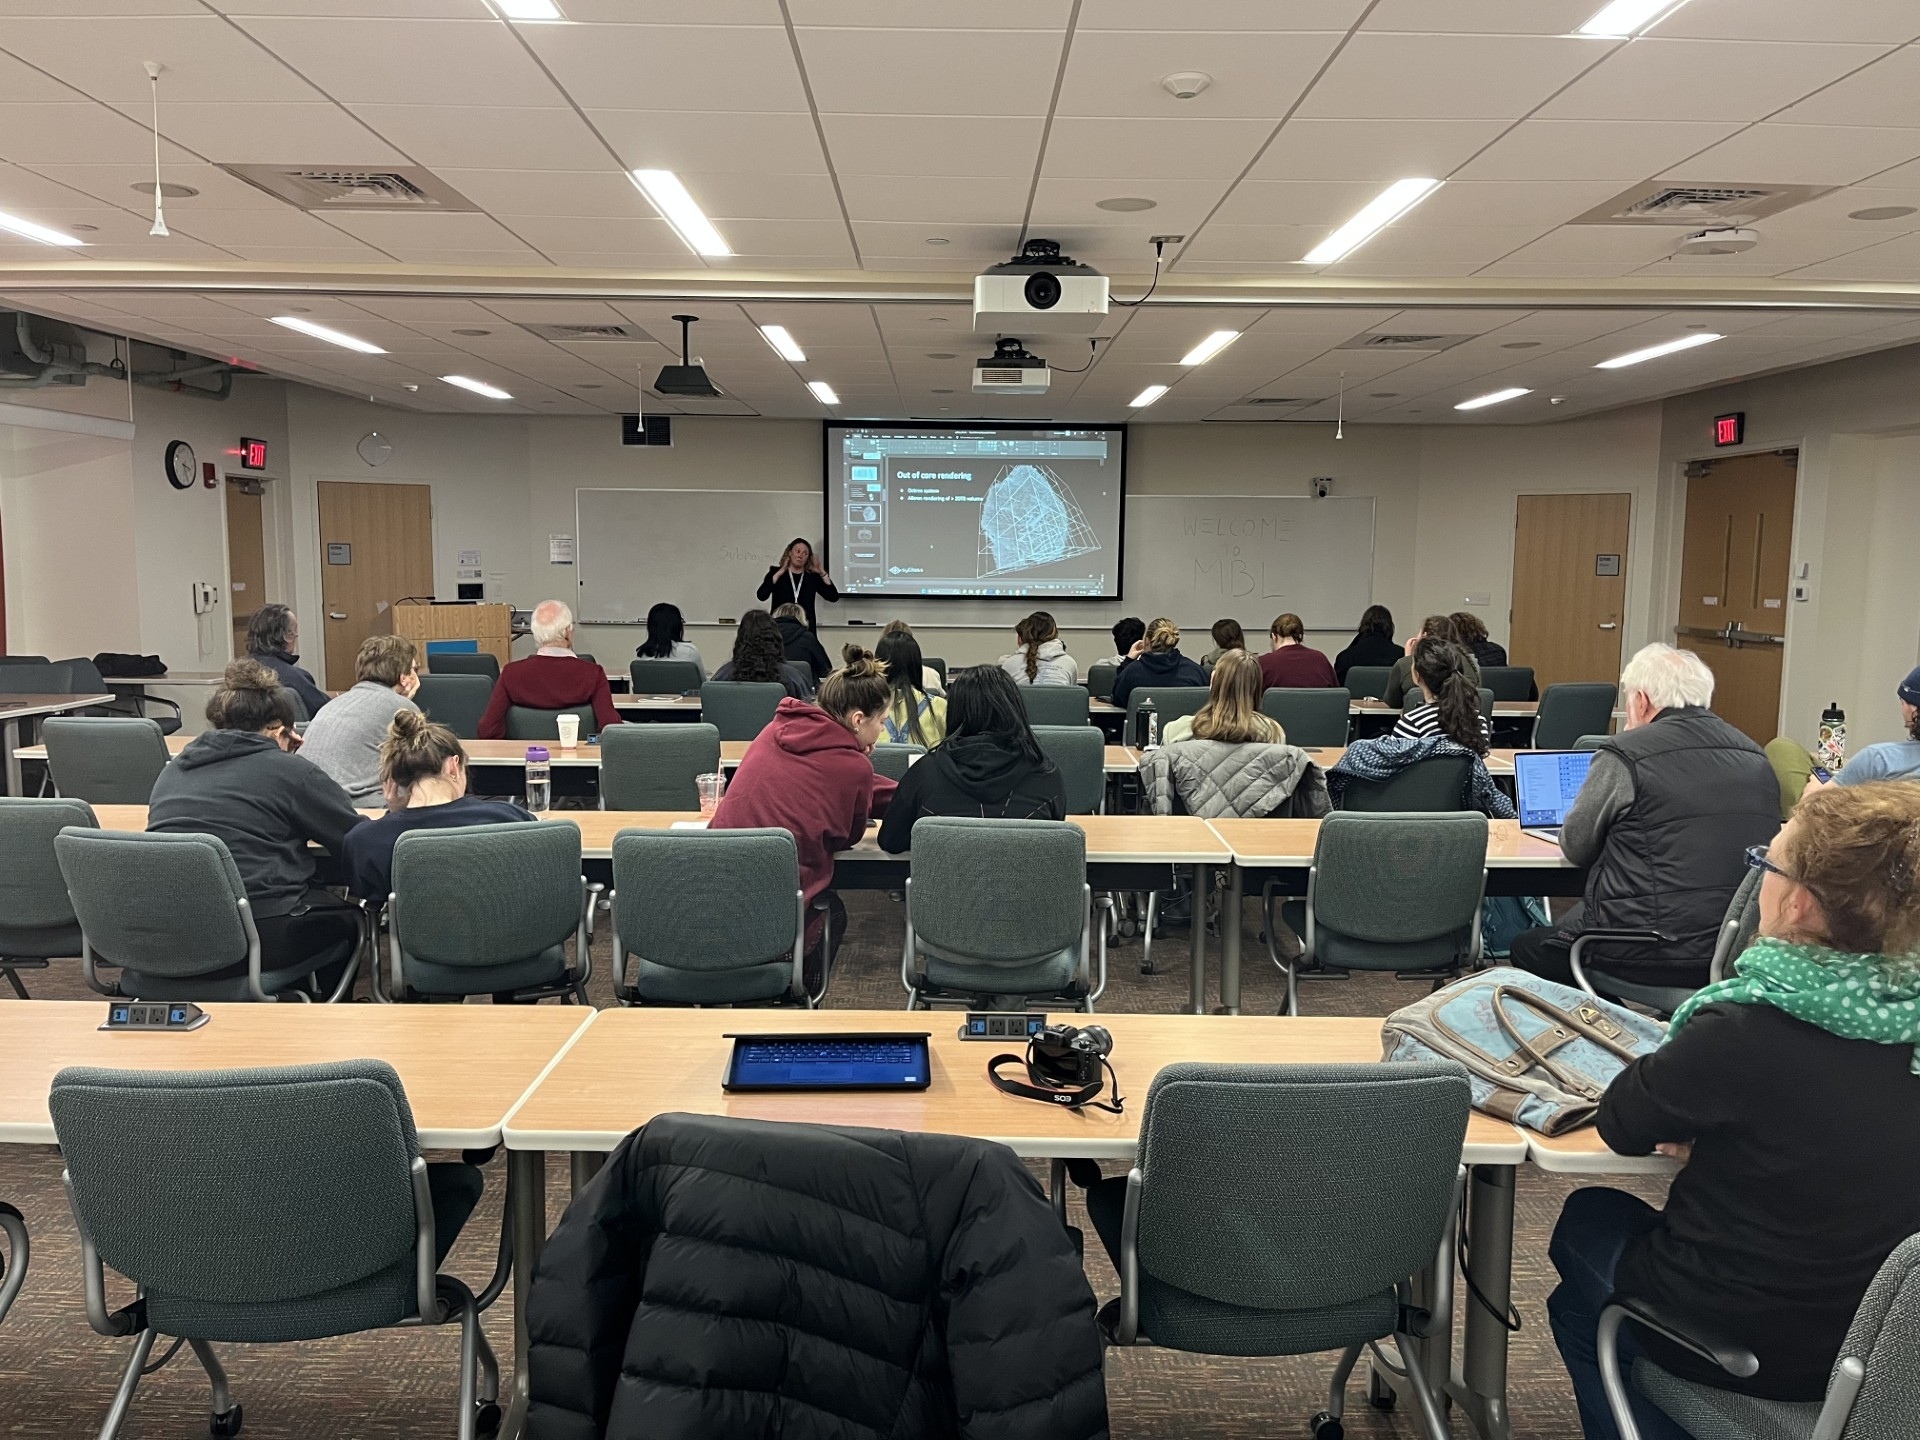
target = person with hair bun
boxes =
[1110,617,1205,708]
[1548,781,1920,1440]
[999,610,1077,686]
[339,710,534,904]
[710,650,898,983]
[146,659,366,993]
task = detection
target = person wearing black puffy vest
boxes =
[1510,643,1780,988]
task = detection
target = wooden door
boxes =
[317,481,434,692]
[225,483,267,660]
[1510,493,1632,692]
[1674,451,1796,743]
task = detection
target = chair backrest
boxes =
[1535,682,1617,750]
[612,828,801,972]
[1573,734,1608,751]
[1258,687,1351,748]
[1708,865,1764,983]
[923,655,948,687]
[1032,724,1104,815]
[598,722,720,811]
[51,1060,422,1308]
[1018,684,1090,727]
[426,651,499,681]
[1125,686,1210,740]
[1479,686,1495,730]
[389,821,582,968]
[870,743,925,782]
[1086,660,1118,700]
[629,659,702,695]
[0,797,97,935]
[1838,1230,1920,1436]
[506,703,597,741]
[1309,813,1487,970]
[412,673,493,740]
[54,829,252,978]
[0,655,49,665]
[908,817,1085,964]
[1345,665,1393,700]
[574,652,596,666]
[1132,1062,1469,1312]
[1340,754,1472,812]
[1479,665,1534,702]
[42,717,170,804]
[699,681,785,741]
[0,661,72,694]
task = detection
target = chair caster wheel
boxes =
[1309,1412,1343,1440]
[474,1402,503,1438]
[1367,1367,1397,1410]
[209,1404,243,1437]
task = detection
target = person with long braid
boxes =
[999,610,1078,686]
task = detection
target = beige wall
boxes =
[0,420,141,660]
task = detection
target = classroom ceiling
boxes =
[4,0,1920,424]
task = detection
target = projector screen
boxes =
[827,422,1126,600]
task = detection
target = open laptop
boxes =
[1513,749,1596,844]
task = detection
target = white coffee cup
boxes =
[555,713,581,749]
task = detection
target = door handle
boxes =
[327,611,347,621]
[1598,622,1618,630]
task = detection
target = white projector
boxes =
[973,239,1108,336]
[972,338,1051,395]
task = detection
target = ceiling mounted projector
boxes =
[653,313,723,397]
[974,238,1109,336]
[1675,227,1760,256]
[973,337,1051,395]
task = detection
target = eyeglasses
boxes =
[1745,845,1796,884]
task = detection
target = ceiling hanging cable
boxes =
[1336,372,1345,440]
[1109,238,1167,308]
[143,61,168,237]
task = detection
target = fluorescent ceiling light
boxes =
[491,0,564,18]
[1303,178,1442,265]
[1454,387,1532,411]
[807,380,840,405]
[1130,384,1170,408]
[0,209,86,246]
[1577,0,1688,37]
[441,375,513,400]
[1180,330,1241,366]
[759,325,806,363]
[270,316,385,354]
[1595,332,1722,369]
[630,170,732,257]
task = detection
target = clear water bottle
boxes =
[524,745,551,813]
[1139,696,1159,750]
[1818,701,1847,772]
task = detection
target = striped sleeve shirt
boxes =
[1393,702,1491,743]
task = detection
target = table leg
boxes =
[570,1151,604,1194]
[500,1148,547,1440]
[3,718,21,797]
[1451,1163,1517,1440]
[1220,863,1244,1015]
[1187,862,1208,1014]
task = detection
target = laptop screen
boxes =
[1514,750,1595,829]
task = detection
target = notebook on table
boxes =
[1514,750,1595,845]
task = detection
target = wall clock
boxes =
[164,438,196,490]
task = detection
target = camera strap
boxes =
[986,1052,1125,1114]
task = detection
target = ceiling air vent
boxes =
[1246,397,1317,405]
[517,323,654,343]
[1336,333,1472,352]
[220,165,478,212]
[1571,182,1833,226]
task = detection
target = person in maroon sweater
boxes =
[1257,612,1338,691]
[710,654,897,987]
[477,599,623,739]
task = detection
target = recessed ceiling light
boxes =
[758,324,806,362]
[489,0,565,18]
[0,209,86,246]
[270,316,386,354]
[927,316,950,324]
[1370,392,1398,398]
[807,381,840,405]
[128,181,198,199]
[925,236,950,245]
[629,169,731,257]
[442,375,513,400]
[1595,332,1721,369]
[1130,384,1170,408]
[1180,330,1241,366]
[1455,387,1532,411]
[1577,0,1690,36]
[1849,205,1917,221]
[926,351,957,359]
[452,327,491,337]
[1096,197,1158,212]
[932,388,954,394]
[576,383,602,389]
[1303,178,1442,264]
[1501,340,1542,349]
[69,223,98,232]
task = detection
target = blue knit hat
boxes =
[1900,667,1920,706]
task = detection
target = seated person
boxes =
[880,619,944,696]
[1392,638,1491,744]
[710,653,897,980]
[633,601,705,683]
[1450,610,1508,668]
[1098,616,1145,669]
[1111,617,1206,708]
[876,632,946,747]
[1329,642,1512,819]
[146,660,365,993]
[1000,610,1078,686]
[1257,612,1338,691]
[1162,649,1283,746]
[1198,617,1245,667]
[1333,603,1399,683]
[244,602,330,718]
[878,666,1065,852]
[297,633,421,804]
[1383,615,1480,707]
[1803,665,1920,793]
[711,609,815,699]
[341,711,533,903]
[1508,644,1780,989]
[1549,781,1920,1440]
[1144,651,1326,819]
[773,602,833,682]
[478,599,622,739]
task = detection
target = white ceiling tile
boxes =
[1177,222,1333,263]
[218,241,392,261]
[519,23,807,112]
[1784,231,1920,279]
[790,0,1069,25]
[1329,224,1543,263]
[1666,125,1920,188]
[1027,176,1233,232]
[1491,225,1691,264]
[170,207,368,247]
[1320,258,1487,276]
[1296,34,1603,120]
[347,105,611,171]
[0,103,199,167]
[708,218,857,260]
[0,160,132,216]
[0,0,202,11]
[0,48,91,102]
[1456,118,1745,181]
[230,17,565,107]
[559,0,784,20]
[1538,39,1892,124]
[852,219,1021,259]
[322,210,533,250]
[1757,186,1920,235]
[1044,117,1275,179]
[1655,0,1920,44]
[1208,179,1421,227]
[1772,46,1920,129]
[821,113,1041,178]
[1416,179,1652,228]
[15,161,280,209]
[589,109,828,175]
[431,168,648,218]
[671,172,845,222]
[109,101,407,166]
[1362,0,1597,34]
[475,213,685,257]
[206,1,477,14]
[1247,118,1508,182]
[795,28,1062,116]
[0,16,323,103]
[1056,30,1342,119]
[837,174,1028,225]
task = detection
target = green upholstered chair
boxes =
[427,652,500,682]
[870,743,925,782]
[1124,686,1209,747]
[1032,724,1105,815]
[413,673,493,740]
[1344,665,1393,700]
[0,796,96,998]
[598,722,719,811]
[1339,755,1474,812]
[1479,665,1535,702]
[505,703,597,742]
[1086,660,1119,701]
[0,1202,23,1328]
[1019,684,1090,727]
[628,659,702,695]
[1534,683,1617,749]
[1259,688,1352,748]
[42,717,169,804]
[698,681,785,742]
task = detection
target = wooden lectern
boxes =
[377,600,513,672]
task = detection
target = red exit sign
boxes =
[1713,412,1745,447]
[238,437,269,470]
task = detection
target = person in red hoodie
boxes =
[1257,611,1339,692]
[477,599,623,739]
[710,651,897,988]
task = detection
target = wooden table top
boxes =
[502,1009,1528,1162]
[1353,697,1539,717]
[0,1001,593,1149]
[1525,1125,1681,1176]
[99,671,226,686]
[610,694,704,710]
[1208,816,1574,868]
[0,693,113,722]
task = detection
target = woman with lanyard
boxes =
[757,537,839,633]
[1546,780,1920,1440]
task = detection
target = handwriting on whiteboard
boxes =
[1193,548,1297,599]
[1184,514,1297,538]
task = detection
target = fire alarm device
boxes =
[202,461,217,489]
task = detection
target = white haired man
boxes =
[1509,643,1779,989]
[477,599,621,739]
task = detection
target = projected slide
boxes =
[829,424,1125,599]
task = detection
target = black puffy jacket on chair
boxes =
[525,1112,1110,1440]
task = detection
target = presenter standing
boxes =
[757,537,839,633]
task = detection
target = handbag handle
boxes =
[1487,985,1644,1099]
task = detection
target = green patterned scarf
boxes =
[1668,934,1920,1074]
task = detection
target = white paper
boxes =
[549,534,575,565]
[457,547,482,568]
[1763,598,1782,609]
[1702,596,1719,606]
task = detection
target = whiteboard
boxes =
[573,488,824,625]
